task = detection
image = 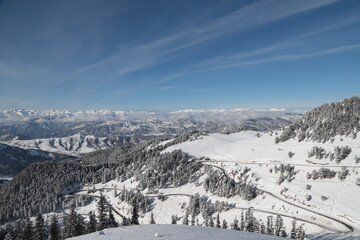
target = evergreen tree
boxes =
[121,217,130,226]
[62,214,71,239]
[0,228,6,240]
[290,219,297,239]
[131,200,139,225]
[221,219,227,229]
[280,227,287,237]
[204,216,209,227]
[49,215,61,240]
[274,215,283,236]
[74,213,85,236]
[297,226,306,240]
[149,212,156,224]
[191,213,195,226]
[266,216,274,235]
[4,232,15,240]
[231,217,239,230]
[240,210,245,231]
[182,211,189,225]
[3,224,15,240]
[215,213,221,228]
[68,207,78,237]
[97,194,108,230]
[33,213,47,240]
[209,216,214,228]
[245,208,255,232]
[21,218,33,240]
[259,221,266,234]
[108,208,118,227]
[87,211,97,233]
[171,215,177,224]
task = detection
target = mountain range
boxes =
[0,98,359,240]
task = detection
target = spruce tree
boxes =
[209,216,214,228]
[33,213,47,240]
[182,211,189,225]
[266,216,274,235]
[245,208,255,232]
[149,212,156,224]
[290,219,297,239]
[191,213,195,226]
[215,213,221,228]
[274,215,283,236]
[232,217,239,230]
[3,224,15,240]
[21,218,33,240]
[97,194,108,230]
[49,215,61,240]
[62,214,71,239]
[280,227,287,237]
[171,215,177,224]
[221,219,227,229]
[131,200,139,225]
[204,216,209,227]
[4,232,15,240]
[0,228,6,240]
[297,226,306,240]
[240,210,245,231]
[259,221,266,234]
[74,213,85,236]
[87,211,97,233]
[108,208,118,227]
[68,206,78,237]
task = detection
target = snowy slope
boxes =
[0,134,139,156]
[0,142,72,175]
[69,224,284,240]
[45,130,359,240]
[162,131,360,237]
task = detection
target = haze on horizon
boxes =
[0,0,359,111]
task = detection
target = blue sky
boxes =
[0,0,359,111]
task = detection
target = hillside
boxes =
[0,133,143,157]
[278,96,360,143]
[0,143,73,176]
[69,224,284,240]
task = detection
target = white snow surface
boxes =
[0,133,118,156]
[59,130,360,240]
[162,131,360,237]
[69,224,284,240]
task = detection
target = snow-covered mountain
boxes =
[1,98,359,240]
[0,108,300,155]
[0,108,300,123]
[0,133,144,157]
[0,143,73,175]
[0,108,301,139]
[69,224,284,240]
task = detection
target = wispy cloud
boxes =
[155,16,360,83]
[197,43,360,71]
[70,0,340,82]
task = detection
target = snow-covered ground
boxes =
[69,224,284,240]
[162,131,360,237]
[0,134,121,156]
[59,130,360,240]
